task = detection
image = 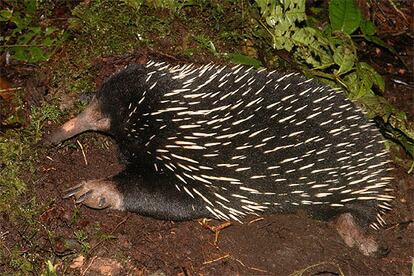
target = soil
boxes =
[2,133,411,275]
[1,1,413,275]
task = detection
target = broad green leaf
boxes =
[28,26,41,34]
[329,0,361,34]
[344,62,384,100]
[358,62,385,92]
[10,11,32,32]
[28,47,46,62]
[360,19,376,36]
[358,95,414,143]
[357,74,374,98]
[10,11,23,30]
[333,45,355,75]
[343,72,359,98]
[386,129,414,159]
[292,27,334,68]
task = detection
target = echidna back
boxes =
[98,62,393,228]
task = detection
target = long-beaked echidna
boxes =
[47,61,394,253]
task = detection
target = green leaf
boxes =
[28,26,41,35]
[41,260,57,276]
[13,47,28,61]
[291,27,334,69]
[24,0,37,15]
[357,62,385,92]
[41,36,54,47]
[333,45,355,75]
[364,34,397,55]
[342,71,358,96]
[44,27,58,36]
[343,62,384,100]
[0,9,13,21]
[359,96,414,143]
[28,47,46,62]
[360,19,376,36]
[357,74,374,98]
[16,30,37,44]
[227,53,262,68]
[329,0,362,34]
[10,11,23,30]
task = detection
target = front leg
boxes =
[64,179,124,210]
[64,167,211,221]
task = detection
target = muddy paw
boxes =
[64,179,123,210]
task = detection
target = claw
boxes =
[63,182,86,199]
[98,197,107,208]
[75,190,94,204]
[62,179,123,210]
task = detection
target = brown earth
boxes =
[3,132,411,275]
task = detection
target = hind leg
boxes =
[333,213,385,256]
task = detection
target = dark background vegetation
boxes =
[0,0,413,274]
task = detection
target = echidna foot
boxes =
[334,213,381,256]
[64,179,124,210]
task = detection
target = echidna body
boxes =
[49,61,394,230]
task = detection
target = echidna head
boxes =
[46,64,149,146]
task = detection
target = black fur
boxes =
[88,62,392,226]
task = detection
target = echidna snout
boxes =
[49,61,395,255]
[46,97,111,145]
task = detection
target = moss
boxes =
[0,103,61,212]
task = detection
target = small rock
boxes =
[70,255,85,269]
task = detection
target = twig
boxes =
[0,241,12,256]
[203,254,230,265]
[0,87,23,92]
[248,217,264,224]
[203,243,268,273]
[199,219,232,246]
[111,215,131,234]
[288,262,345,276]
[76,140,88,165]
[387,0,408,22]
[81,255,97,276]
